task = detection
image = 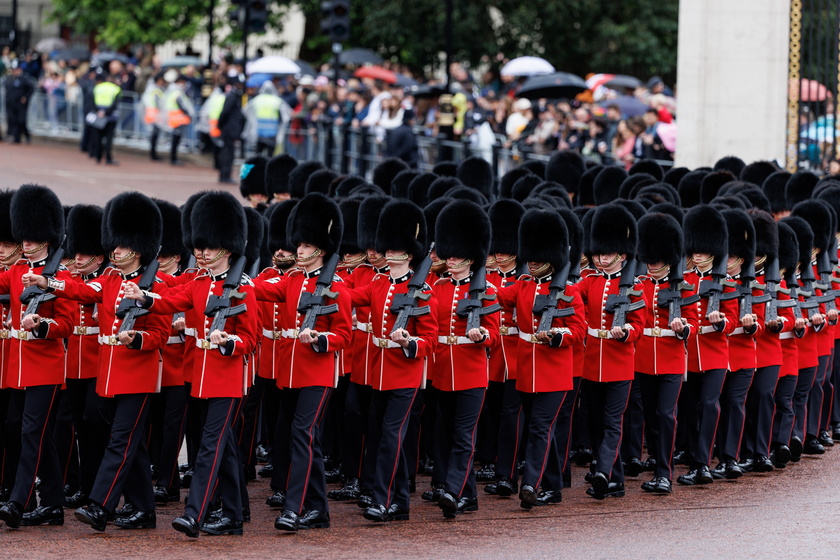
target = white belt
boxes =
[262,328,283,340]
[184,327,197,337]
[167,335,183,345]
[699,325,719,334]
[355,322,373,333]
[587,327,615,340]
[74,326,100,336]
[499,326,519,336]
[643,327,676,338]
[518,331,545,345]
[10,329,36,341]
[730,327,745,335]
[281,328,301,339]
[779,331,794,340]
[438,335,473,345]
[195,338,219,350]
[371,336,402,349]
[98,334,122,346]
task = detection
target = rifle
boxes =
[763,256,796,324]
[390,253,433,333]
[117,258,160,333]
[735,259,771,319]
[816,252,839,323]
[247,257,260,280]
[656,267,700,323]
[605,259,646,329]
[20,246,65,316]
[456,266,501,333]
[532,260,575,333]
[696,257,738,330]
[297,252,341,333]
[204,253,249,334]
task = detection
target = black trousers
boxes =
[185,397,243,522]
[218,136,236,181]
[476,380,505,465]
[403,386,425,482]
[638,373,682,480]
[149,385,187,492]
[370,388,418,509]
[322,375,349,470]
[773,374,798,445]
[184,383,208,468]
[807,355,830,436]
[53,387,77,491]
[237,380,263,471]
[6,105,29,143]
[683,369,726,467]
[435,387,485,499]
[149,125,160,158]
[64,378,109,497]
[170,127,183,163]
[742,365,780,458]
[832,341,840,425]
[550,376,582,489]
[90,393,154,513]
[793,366,817,441]
[341,382,372,481]
[279,386,332,514]
[620,374,645,461]
[584,379,632,483]
[92,121,116,163]
[518,391,565,489]
[821,348,835,431]
[420,382,445,486]
[3,390,23,496]
[0,388,11,490]
[494,379,523,480]
[716,367,754,461]
[9,385,63,508]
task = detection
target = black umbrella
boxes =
[395,73,418,88]
[92,51,130,66]
[407,84,448,99]
[338,48,383,66]
[604,74,642,90]
[54,47,91,61]
[598,95,650,117]
[293,59,317,77]
[517,72,588,100]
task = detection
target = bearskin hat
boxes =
[683,205,728,261]
[511,174,542,202]
[190,191,247,257]
[776,221,799,274]
[407,173,437,207]
[814,178,840,199]
[265,154,298,198]
[456,156,494,198]
[711,196,747,211]
[791,199,833,253]
[489,199,525,256]
[638,212,682,267]
[761,171,791,215]
[545,150,585,194]
[102,192,162,266]
[288,161,325,199]
[288,192,343,257]
[11,184,64,248]
[239,156,267,199]
[618,173,656,200]
[748,209,778,260]
[557,206,583,271]
[373,158,410,192]
[780,216,814,272]
[577,165,602,207]
[663,166,690,191]
[519,209,569,271]
[446,186,488,205]
[334,175,368,199]
[648,202,684,224]
[740,160,779,187]
[432,161,458,177]
[338,198,362,256]
[636,184,680,206]
[0,190,15,244]
[588,203,637,257]
[429,176,462,200]
[268,199,297,254]
[243,207,265,270]
[500,168,536,199]
[721,208,755,264]
[518,160,546,179]
[677,170,708,209]
[66,205,104,257]
[817,186,840,233]
[180,191,207,251]
[714,155,747,177]
[423,198,449,249]
[617,199,647,221]
[152,199,188,264]
[435,200,490,271]
[532,183,572,208]
[629,159,664,181]
[357,195,390,250]
[733,185,771,213]
[391,169,420,199]
[375,200,426,265]
[786,171,819,209]
[305,168,339,196]
[700,171,736,203]
[593,166,628,206]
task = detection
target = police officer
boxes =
[3,60,34,144]
[91,72,122,165]
[246,80,284,157]
[162,74,194,167]
[217,76,246,184]
[142,72,167,161]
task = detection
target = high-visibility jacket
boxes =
[93,82,121,110]
[206,92,225,138]
[251,93,282,139]
[142,85,164,125]
[166,90,192,129]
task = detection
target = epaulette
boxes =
[259,266,277,276]
[153,277,164,283]
[372,272,390,282]
[241,273,254,286]
[103,266,121,276]
[332,274,344,283]
[520,274,536,282]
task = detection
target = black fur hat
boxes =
[391,169,420,198]
[648,201,684,224]
[373,158,410,192]
[424,198,449,249]
[776,220,799,273]
[532,183,572,208]
[268,199,297,253]
[588,204,637,257]
[740,160,779,187]
[456,156,494,198]
[375,200,426,264]
[519,209,568,271]
[339,198,362,255]
[244,207,265,270]
[518,160,546,178]
[683,205,728,261]
[500,168,535,199]
[152,199,188,263]
[435,200,490,271]
[577,165,602,207]
[711,196,747,211]
[102,192,162,266]
[407,173,437,207]
[190,191,247,256]
[305,168,339,196]
[636,184,679,206]
[677,170,709,209]
[288,161,325,199]
[429,176,461,200]
[817,186,840,233]
[180,191,208,250]
[762,171,792,214]
[618,173,656,199]
[545,150,585,195]
[638,212,682,267]
[239,156,267,199]
[616,198,646,220]
[749,209,778,260]
[786,171,819,209]
[557,206,583,269]
[700,171,736,203]
[780,216,814,269]
[663,166,690,190]
[433,161,458,177]
[489,198,525,255]
[335,175,368,198]
[629,159,664,181]
[66,204,105,257]
[446,186,488,205]
[265,154,298,198]
[814,178,840,199]
[511,174,542,202]
[727,184,771,212]
[11,184,64,247]
[593,166,628,206]
[358,195,390,250]
[721,208,755,263]
[0,190,15,244]
[791,199,833,252]
[714,155,747,177]
[288,192,343,257]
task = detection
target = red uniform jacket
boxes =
[65,273,101,381]
[754,272,794,369]
[578,269,646,383]
[683,269,738,372]
[346,264,381,386]
[487,268,519,383]
[794,275,821,370]
[810,263,835,357]
[727,274,766,372]
[349,271,437,391]
[161,270,199,384]
[496,275,586,392]
[431,274,500,391]
[253,267,352,389]
[50,267,170,397]
[634,275,699,376]
[255,267,289,381]
[146,269,259,398]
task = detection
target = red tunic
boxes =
[496,275,586,392]
[683,269,738,372]
[65,273,101,381]
[346,264,380,386]
[755,273,794,369]
[727,276,766,372]
[161,270,199,384]
[634,276,699,376]
[255,267,289,381]
[487,268,519,383]
[794,277,820,370]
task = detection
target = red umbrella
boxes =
[354,65,397,84]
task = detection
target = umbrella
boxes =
[162,55,204,68]
[500,56,555,77]
[338,48,383,66]
[794,78,831,102]
[294,60,317,78]
[394,73,418,88]
[246,55,301,75]
[246,73,273,88]
[517,72,588,100]
[53,47,90,61]
[354,65,397,84]
[599,95,650,117]
[407,84,448,99]
[35,37,66,53]
[603,74,642,90]
[92,52,130,66]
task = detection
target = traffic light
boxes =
[247,0,269,34]
[321,0,350,43]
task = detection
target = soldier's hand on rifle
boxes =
[173,316,186,331]
[766,318,782,332]
[122,282,145,301]
[795,317,807,330]
[21,314,41,331]
[707,310,724,325]
[468,327,488,342]
[118,330,136,345]
[811,312,825,326]
[534,330,554,344]
[209,330,229,345]
[299,328,318,345]
[828,308,839,323]
[740,313,756,329]
[670,318,687,334]
[390,328,410,348]
[611,325,629,340]
[21,273,46,289]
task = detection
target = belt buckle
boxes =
[16,330,27,340]
[500,326,509,336]
[292,328,300,339]
[0,330,8,339]
[366,324,373,333]
[598,329,609,339]
[76,326,87,335]
[530,334,540,343]
[651,327,661,337]
[109,336,118,346]
[447,335,458,345]
[200,339,211,350]
[273,331,281,340]
[378,338,390,348]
